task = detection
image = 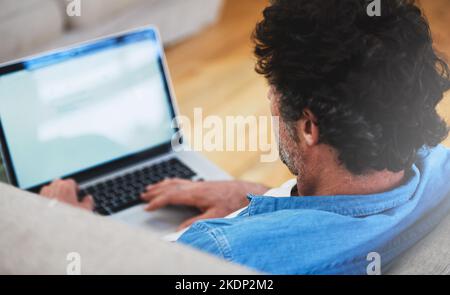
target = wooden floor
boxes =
[165,0,450,188]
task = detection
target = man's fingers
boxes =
[146,178,192,191]
[66,179,78,191]
[141,187,165,201]
[144,195,171,211]
[37,179,92,211]
[58,181,76,199]
[80,195,94,211]
[142,178,198,202]
[48,179,76,194]
[40,186,50,197]
[177,211,216,231]
[144,192,196,211]
[145,178,172,190]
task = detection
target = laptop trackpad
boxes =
[111,204,200,236]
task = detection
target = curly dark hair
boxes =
[254,0,450,174]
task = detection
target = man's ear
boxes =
[297,108,319,146]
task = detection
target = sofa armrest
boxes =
[0,183,255,275]
[386,213,450,275]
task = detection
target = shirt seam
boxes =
[189,222,234,261]
[209,227,234,261]
[248,197,413,217]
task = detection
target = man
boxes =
[40,0,450,274]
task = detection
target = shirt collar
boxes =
[245,165,420,218]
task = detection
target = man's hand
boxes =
[40,179,94,211]
[141,178,269,230]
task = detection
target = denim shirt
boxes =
[178,145,450,274]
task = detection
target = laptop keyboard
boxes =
[78,158,197,216]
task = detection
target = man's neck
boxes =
[296,168,406,197]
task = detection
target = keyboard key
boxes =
[82,158,197,215]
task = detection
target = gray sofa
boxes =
[0,183,253,274]
[0,182,449,275]
[0,0,224,63]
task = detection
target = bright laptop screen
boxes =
[0,29,175,189]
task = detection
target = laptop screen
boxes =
[0,28,176,190]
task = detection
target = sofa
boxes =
[0,182,449,275]
[0,183,253,274]
[0,0,224,64]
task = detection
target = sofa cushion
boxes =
[0,0,64,63]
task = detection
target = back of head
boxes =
[254,0,450,174]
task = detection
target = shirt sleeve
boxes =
[176,222,230,260]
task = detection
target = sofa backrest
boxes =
[0,0,224,63]
[0,0,64,63]
[0,183,254,275]
[57,0,154,29]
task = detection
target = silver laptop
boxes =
[0,27,231,235]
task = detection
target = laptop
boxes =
[0,27,231,235]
